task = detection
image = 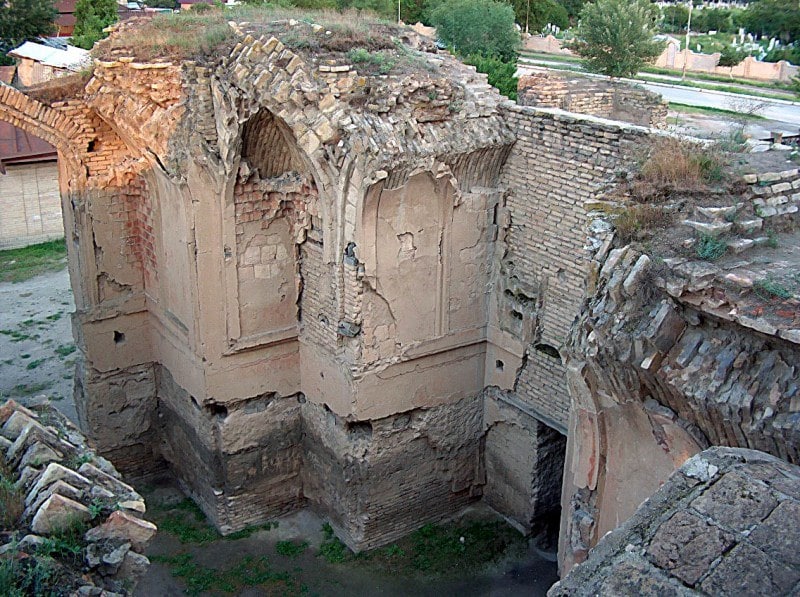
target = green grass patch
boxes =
[669,102,766,121]
[0,239,67,283]
[637,75,796,102]
[519,51,581,64]
[317,518,525,576]
[223,521,277,541]
[152,553,306,596]
[0,330,31,343]
[0,554,62,596]
[12,382,52,395]
[642,65,796,93]
[54,344,76,358]
[155,499,220,545]
[754,277,793,300]
[276,540,309,560]
[318,523,351,564]
[25,358,46,370]
[695,234,728,261]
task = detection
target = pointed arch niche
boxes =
[223,107,318,353]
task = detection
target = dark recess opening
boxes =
[113,330,125,344]
[534,343,561,361]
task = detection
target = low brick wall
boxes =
[517,71,668,129]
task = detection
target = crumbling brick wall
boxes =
[517,72,668,129]
[493,104,645,430]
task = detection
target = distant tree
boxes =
[0,0,57,61]
[717,44,747,67]
[661,4,689,33]
[400,0,427,23]
[72,0,118,50]
[701,8,733,33]
[559,0,587,21]
[508,0,568,33]
[429,0,519,60]
[741,0,800,44]
[571,0,663,78]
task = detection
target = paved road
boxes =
[637,80,800,127]
[517,63,800,128]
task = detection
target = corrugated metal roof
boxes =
[8,41,89,71]
[0,121,57,169]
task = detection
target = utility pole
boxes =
[398,0,401,24]
[526,0,530,35]
[682,0,693,80]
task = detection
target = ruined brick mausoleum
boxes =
[2,16,799,580]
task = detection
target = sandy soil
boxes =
[0,267,79,423]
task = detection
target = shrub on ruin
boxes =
[571,0,663,78]
[464,54,518,100]
[695,234,727,261]
[614,205,671,243]
[0,458,22,528]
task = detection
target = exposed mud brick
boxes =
[302,396,484,551]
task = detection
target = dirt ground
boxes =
[0,267,79,423]
[136,477,559,597]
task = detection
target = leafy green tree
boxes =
[72,0,118,50]
[400,0,427,23]
[571,0,663,78]
[741,0,800,44]
[701,8,733,33]
[0,0,56,60]
[429,0,519,60]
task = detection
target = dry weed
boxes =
[636,138,725,197]
[614,204,672,243]
[95,7,400,62]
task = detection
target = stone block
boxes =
[85,510,157,552]
[646,511,734,586]
[700,543,800,596]
[30,494,91,534]
[691,472,778,533]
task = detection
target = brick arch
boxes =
[0,84,83,168]
[224,36,338,195]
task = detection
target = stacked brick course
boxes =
[517,71,668,129]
